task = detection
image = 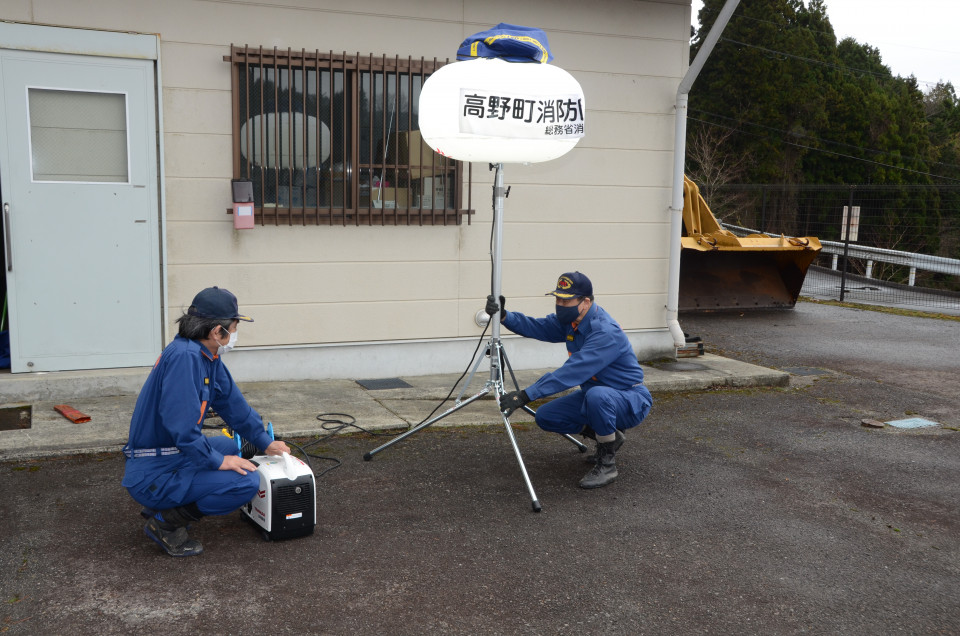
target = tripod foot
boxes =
[531,499,542,513]
[562,433,589,453]
[363,452,373,461]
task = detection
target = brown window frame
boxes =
[225,45,473,226]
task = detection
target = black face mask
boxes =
[555,302,581,325]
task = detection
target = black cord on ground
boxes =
[292,319,492,471]
[282,439,340,478]
[210,320,494,478]
[277,411,412,479]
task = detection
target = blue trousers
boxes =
[125,436,259,517]
[534,385,652,437]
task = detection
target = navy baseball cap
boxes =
[187,286,253,322]
[546,272,592,299]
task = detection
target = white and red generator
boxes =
[241,452,316,541]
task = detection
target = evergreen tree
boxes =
[687,0,954,258]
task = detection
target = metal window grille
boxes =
[226,45,473,226]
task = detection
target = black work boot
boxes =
[143,504,205,557]
[579,440,619,489]
[584,429,625,464]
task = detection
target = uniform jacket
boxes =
[121,335,273,503]
[503,303,650,405]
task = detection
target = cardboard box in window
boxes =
[372,187,409,209]
[377,131,447,179]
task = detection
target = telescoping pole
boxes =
[489,163,506,385]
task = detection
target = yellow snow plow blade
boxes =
[680,176,822,311]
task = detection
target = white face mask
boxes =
[217,329,238,355]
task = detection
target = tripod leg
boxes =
[501,411,542,513]
[499,345,523,391]
[364,386,492,460]
[518,405,588,453]
[455,336,492,403]
[503,346,587,453]
[562,433,588,452]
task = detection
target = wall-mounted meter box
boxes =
[232,179,255,229]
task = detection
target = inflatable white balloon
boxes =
[418,57,585,164]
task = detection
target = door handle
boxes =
[3,202,10,272]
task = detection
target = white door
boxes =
[0,49,161,372]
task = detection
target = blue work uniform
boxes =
[121,335,274,516]
[503,303,653,436]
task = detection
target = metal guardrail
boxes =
[723,223,960,287]
[817,241,958,286]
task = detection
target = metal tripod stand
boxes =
[363,163,587,512]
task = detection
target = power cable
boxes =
[720,11,960,88]
[282,412,401,479]
[719,37,897,82]
[224,181,503,479]
[269,318,495,480]
[687,115,960,184]
[697,9,953,89]
[689,107,960,173]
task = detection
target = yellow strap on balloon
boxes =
[482,34,549,63]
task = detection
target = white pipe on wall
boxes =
[666,0,741,349]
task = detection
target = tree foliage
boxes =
[687,0,960,256]
[686,0,955,185]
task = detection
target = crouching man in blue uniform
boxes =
[493,272,653,489]
[122,287,290,556]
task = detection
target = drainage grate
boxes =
[356,377,413,390]
[886,417,940,429]
[0,405,32,431]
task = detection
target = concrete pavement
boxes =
[2,304,958,635]
[0,353,786,460]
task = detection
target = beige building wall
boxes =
[0,0,691,380]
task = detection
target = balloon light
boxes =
[418,58,585,164]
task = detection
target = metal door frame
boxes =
[0,22,168,370]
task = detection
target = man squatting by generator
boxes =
[493,272,653,489]
[122,287,290,557]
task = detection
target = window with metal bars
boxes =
[225,45,473,225]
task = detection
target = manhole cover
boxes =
[782,367,830,376]
[356,377,413,390]
[0,405,32,431]
[886,417,939,429]
[657,362,708,372]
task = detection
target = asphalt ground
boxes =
[1,301,958,635]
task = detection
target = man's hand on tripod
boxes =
[485,295,507,321]
[499,389,529,416]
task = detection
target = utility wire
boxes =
[700,11,954,88]
[688,115,960,184]
[689,107,960,173]
[719,37,898,82]
[729,11,960,67]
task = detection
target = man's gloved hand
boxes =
[499,389,529,416]
[485,294,500,316]
[484,295,508,321]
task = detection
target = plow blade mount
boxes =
[680,176,821,312]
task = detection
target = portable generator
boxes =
[241,452,316,541]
